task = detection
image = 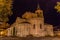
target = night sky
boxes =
[9,0,60,27]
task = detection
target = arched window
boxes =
[40,24,42,29]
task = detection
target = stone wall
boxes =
[45,24,54,36]
[5,17,54,37]
[16,23,32,37]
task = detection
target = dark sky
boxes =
[9,0,60,26]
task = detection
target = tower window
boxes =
[40,24,42,29]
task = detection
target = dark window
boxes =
[33,24,35,29]
[40,24,42,29]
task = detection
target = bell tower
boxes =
[35,3,44,18]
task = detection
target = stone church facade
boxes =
[5,4,54,37]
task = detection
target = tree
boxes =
[0,0,13,29]
[0,0,13,22]
[54,2,60,13]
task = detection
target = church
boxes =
[0,4,54,37]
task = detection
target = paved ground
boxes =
[0,36,60,40]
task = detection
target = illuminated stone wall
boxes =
[27,18,45,37]
[45,24,54,36]
[3,4,54,37]
[8,17,53,37]
[16,23,33,37]
[6,27,14,36]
